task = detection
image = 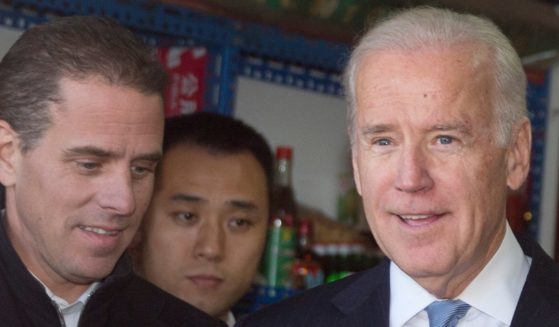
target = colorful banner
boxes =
[157,47,208,117]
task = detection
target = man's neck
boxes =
[415,222,507,299]
[28,269,93,304]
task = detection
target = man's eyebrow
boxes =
[360,123,472,135]
[429,123,472,135]
[170,194,260,214]
[170,193,204,203]
[135,152,162,163]
[63,146,161,162]
[227,199,259,211]
[361,124,395,135]
[63,146,116,158]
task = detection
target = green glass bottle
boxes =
[262,146,298,290]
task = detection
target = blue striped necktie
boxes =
[425,300,471,327]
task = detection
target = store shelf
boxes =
[239,55,343,97]
[526,71,550,238]
[3,0,347,108]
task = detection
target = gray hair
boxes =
[344,6,527,147]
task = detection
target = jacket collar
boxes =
[0,211,55,311]
[0,211,135,324]
[511,234,559,326]
[327,234,559,326]
[331,257,391,325]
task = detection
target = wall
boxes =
[0,26,21,55]
[234,77,350,219]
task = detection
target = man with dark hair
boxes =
[131,112,273,326]
[0,15,223,326]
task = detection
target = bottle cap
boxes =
[276,146,293,160]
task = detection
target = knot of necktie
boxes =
[425,299,471,327]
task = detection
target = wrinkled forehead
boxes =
[354,45,496,129]
[358,44,493,100]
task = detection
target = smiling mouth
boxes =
[79,225,120,236]
[396,213,444,226]
[399,214,431,220]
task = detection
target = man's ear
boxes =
[0,120,19,187]
[506,118,532,191]
[352,148,362,196]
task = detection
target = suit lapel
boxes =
[322,235,559,327]
[511,235,559,327]
[331,258,391,326]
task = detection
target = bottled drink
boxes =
[337,243,352,279]
[324,243,340,283]
[262,146,298,289]
[348,243,366,273]
[292,219,324,290]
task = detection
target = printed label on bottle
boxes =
[262,221,295,288]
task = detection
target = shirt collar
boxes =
[389,222,530,327]
[225,311,236,327]
[38,279,100,327]
[44,281,100,309]
[29,270,100,309]
[459,223,530,324]
[390,259,437,327]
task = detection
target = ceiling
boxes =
[162,0,559,68]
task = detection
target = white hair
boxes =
[344,6,527,147]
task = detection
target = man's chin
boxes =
[69,257,121,282]
[184,295,231,319]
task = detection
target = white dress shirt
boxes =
[225,311,236,327]
[30,272,100,327]
[389,223,531,327]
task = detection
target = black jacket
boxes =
[0,216,225,327]
[237,234,559,326]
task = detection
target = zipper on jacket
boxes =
[51,299,66,327]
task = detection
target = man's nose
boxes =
[97,169,136,216]
[394,145,434,193]
[194,219,224,261]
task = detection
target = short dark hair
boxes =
[0,15,167,152]
[163,112,274,196]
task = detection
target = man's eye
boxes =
[437,135,454,145]
[374,138,391,146]
[77,161,100,172]
[131,165,153,178]
[174,212,196,224]
[229,218,253,231]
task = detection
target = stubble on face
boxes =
[4,76,163,302]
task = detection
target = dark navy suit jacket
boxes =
[237,235,559,327]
